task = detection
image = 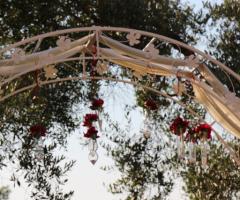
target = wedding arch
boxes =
[0,26,239,165]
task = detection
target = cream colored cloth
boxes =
[0,33,240,139]
[193,83,240,138]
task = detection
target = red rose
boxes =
[84,127,99,139]
[85,113,98,122]
[185,128,200,143]
[195,123,212,140]
[144,100,158,110]
[83,113,98,127]
[170,117,189,136]
[83,120,92,127]
[90,98,104,110]
[30,124,46,138]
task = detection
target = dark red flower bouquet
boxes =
[84,127,99,139]
[170,117,189,136]
[144,99,158,110]
[90,98,104,110]
[30,124,46,138]
[83,113,98,127]
[185,128,200,143]
[195,123,212,140]
[83,113,100,139]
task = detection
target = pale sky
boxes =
[0,0,223,200]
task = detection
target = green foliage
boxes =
[103,118,174,200]
[181,141,240,200]
[0,0,204,45]
[205,0,240,95]
[0,81,81,199]
[0,186,10,200]
[18,143,75,200]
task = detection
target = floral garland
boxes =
[169,116,212,166]
[169,117,212,142]
[139,99,158,139]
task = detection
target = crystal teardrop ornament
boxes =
[33,138,44,161]
[141,116,151,139]
[201,142,209,168]
[88,151,98,165]
[98,119,103,132]
[188,142,196,164]
[177,135,185,160]
[143,130,151,139]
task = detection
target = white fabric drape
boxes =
[193,83,240,138]
[0,33,240,139]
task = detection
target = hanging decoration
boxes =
[185,128,198,164]
[82,98,104,164]
[29,124,46,160]
[170,117,212,167]
[44,65,58,79]
[83,113,100,165]
[140,99,158,139]
[82,45,105,165]
[126,31,141,46]
[0,26,238,167]
[96,61,108,75]
[90,98,104,131]
[170,117,189,160]
[196,123,212,168]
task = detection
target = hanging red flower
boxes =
[185,128,200,143]
[90,98,104,110]
[195,123,212,140]
[84,113,98,122]
[84,127,99,139]
[170,117,189,136]
[144,99,158,110]
[83,113,98,127]
[83,119,92,127]
[30,124,46,138]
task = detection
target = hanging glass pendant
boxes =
[88,150,98,165]
[33,137,44,161]
[143,129,151,139]
[201,141,209,168]
[177,135,185,160]
[140,116,151,139]
[88,139,98,165]
[188,142,196,164]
